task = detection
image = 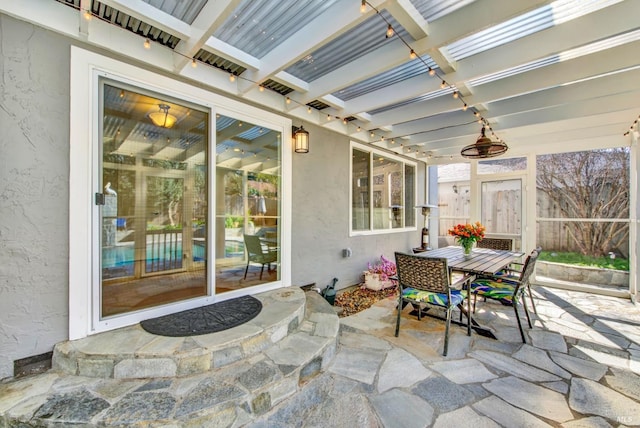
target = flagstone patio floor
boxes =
[1,286,639,427]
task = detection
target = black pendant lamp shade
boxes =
[460,127,508,159]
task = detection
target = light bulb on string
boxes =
[452,91,459,99]
[327,114,332,121]
[286,97,291,104]
[360,0,367,13]
[191,58,197,68]
[357,126,361,132]
[144,39,151,49]
[409,49,417,59]
[229,74,236,82]
[440,80,447,89]
[307,106,312,114]
[462,103,468,111]
[428,68,435,77]
[386,25,394,38]
[343,118,348,125]
[83,9,92,20]
[259,85,265,92]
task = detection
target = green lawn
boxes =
[539,251,629,271]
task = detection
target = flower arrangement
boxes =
[448,222,485,254]
[363,255,397,291]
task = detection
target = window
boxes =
[351,143,416,233]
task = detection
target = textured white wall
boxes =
[0,15,70,379]
[0,13,425,379]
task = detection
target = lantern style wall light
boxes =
[293,125,309,153]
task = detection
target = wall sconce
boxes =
[293,125,309,153]
[149,104,177,128]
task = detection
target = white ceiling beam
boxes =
[369,41,640,127]
[301,0,553,103]
[99,0,191,40]
[174,0,243,71]
[241,0,386,91]
[384,0,429,40]
[340,0,640,117]
[199,36,261,71]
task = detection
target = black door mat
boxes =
[140,295,262,337]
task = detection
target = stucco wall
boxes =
[291,123,422,290]
[0,15,71,379]
[0,14,424,379]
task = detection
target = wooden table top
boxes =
[418,246,524,276]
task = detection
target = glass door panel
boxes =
[215,114,281,293]
[99,82,208,317]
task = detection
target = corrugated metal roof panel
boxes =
[213,0,340,59]
[139,0,207,25]
[262,79,294,96]
[194,50,247,75]
[333,55,438,101]
[285,9,414,82]
[368,87,454,115]
[446,0,623,61]
[409,0,475,21]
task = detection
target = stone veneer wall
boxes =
[536,261,629,289]
[0,13,424,379]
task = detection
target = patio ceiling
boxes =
[4,0,639,161]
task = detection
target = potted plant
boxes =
[363,255,397,291]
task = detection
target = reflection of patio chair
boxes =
[243,234,277,280]
[470,247,541,343]
[394,252,473,356]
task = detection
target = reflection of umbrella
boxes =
[258,196,267,215]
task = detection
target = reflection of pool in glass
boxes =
[102,241,206,278]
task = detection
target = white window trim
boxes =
[69,47,292,339]
[349,141,417,236]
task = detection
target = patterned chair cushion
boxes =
[471,278,516,304]
[402,288,464,307]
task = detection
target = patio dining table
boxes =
[416,245,525,338]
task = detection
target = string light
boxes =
[623,114,640,136]
[452,91,459,99]
[259,85,265,92]
[462,103,468,111]
[386,24,394,38]
[83,9,92,20]
[143,39,151,49]
[191,58,197,68]
[286,97,291,104]
[327,114,332,121]
[357,126,361,132]
[307,106,312,114]
[428,68,435,77]
[409,49,417,60]
[440,80,447,89]
[343,118,348,125]
[360,0,367,13]
[229,73,236,82]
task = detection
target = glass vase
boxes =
[462,242,473,259]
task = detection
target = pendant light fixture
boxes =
[148,104,177,128]
[293,125,309,153]
[460,126,508,159]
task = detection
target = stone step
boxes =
[52,287,308,379]
[0,288,339,426]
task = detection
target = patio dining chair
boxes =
[243,234,278,280]
[469,247,541,343]
[477,237,513,251]
[394,252,473,356]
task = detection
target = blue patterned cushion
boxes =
[402,288,464,307]
[471,278,516,303]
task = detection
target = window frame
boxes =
[349,141,417,236]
